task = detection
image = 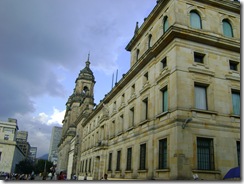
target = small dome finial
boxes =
[87,51,90,61]
[86,52,90,68]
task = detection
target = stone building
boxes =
[58,0,240,180]
[0,118,25,173]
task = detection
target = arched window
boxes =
[190,11,202,29]
[222,19,233,37]
[83,86,89,94]
[148,34,152,48]
[163,16,169,33]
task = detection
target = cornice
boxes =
[126,0,240,51]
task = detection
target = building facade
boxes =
[16,131,28,142]
[48,126,62,164]
[58,0,240,180]
[0,118,25,173]
[16,131,30,158]
[29,147,37,162]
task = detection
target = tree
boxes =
[15,158,53,176]
[34,159,53,175]
[15,159,34,174]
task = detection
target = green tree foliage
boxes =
[15,159,53,175]
[15,159,34,174]
[33,159,53,175]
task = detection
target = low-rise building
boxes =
[0,118,25,173]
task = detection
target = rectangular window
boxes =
[194,52,205,63]
[129,107,135,127]
[237,141,240,166]
[111,121,115,138]
[144,72,148,82]
[121,93,125,104]
[195,85,207,110]
[113,101,117,112]
[142,98,148,120]
[229,60,238,71]
[116,150,121,171]
[4,134,9,140]
[232,91,240,115]
[197,137,214,170]
[119,115,124,133]
[126,148,132,170]
[0,152,2,161]
[131,84,135,95]
[81,161,84,172]
[108,153,112,171]
[100,126,104,141]
[161,87,168,112]
[85,159,88,172]
[89,158,92,172]
[159,139,167,169]
[161,57,167,69]
[139,143,146,170]
[3,128,14,133]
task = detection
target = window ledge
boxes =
[117,131,123,136]
[188,67,214,76]
[156,111,168,118]
[125,170,133,173]
[156,69,170,84]
[140,84,150,94]
[155,168,170,172]
[192,169,221,174]
[138,169,147,173]
[111,110,117,117]
[228,70,240,75]
[230,114,240,118]
[139,119,149,126]
[191,108,218,115]
[115,170,121,173]
[126,126,134,132]
[128,94,136,104]
[225,74,240,81]
[118,103,126,111]
[109,135,115,140]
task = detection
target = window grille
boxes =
[159,139,167,169]
[126,148,132,170]
[139,143,146,170]
[197,137,214,170]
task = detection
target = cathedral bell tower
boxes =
[65,54,96,126]
[58,55,96,173]
[74,54,96,109]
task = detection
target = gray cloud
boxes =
[0,0,156,156]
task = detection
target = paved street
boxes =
[34,175,56,181]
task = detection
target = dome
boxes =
[76,60,95,82]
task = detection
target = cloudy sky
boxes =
[0,0,157,157]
